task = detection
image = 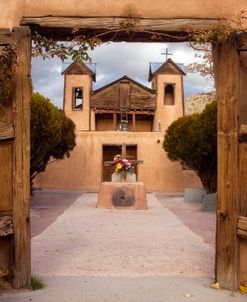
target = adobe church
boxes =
[35,58,201,191]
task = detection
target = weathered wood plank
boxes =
[11,27,31,289]
[91,78,155,110]
[20,16,220,31]
[213,36,239,290]
[238,216,247,239]
[239,50,247,125]
[20,16,220,42]
[119,81,130,108]
[0,29,12,45]
[238,220,247,232]
[0,144,13,212]
[237,230,247,240]
[0,120,15,140]
[239,144,247,217]
[239,216,247,222]
[0,216,13,236]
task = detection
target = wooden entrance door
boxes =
[102,145,137,181]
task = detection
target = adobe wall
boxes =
[64,74,91,130]
[1,0,247,29]
[96,118,152,131]
[34,130,202,191]
[153,74,183,131]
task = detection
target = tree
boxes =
[163,101,217,193]
[186,44,214,81]
[30,92,76,182]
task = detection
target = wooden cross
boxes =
[104,143,143,167]
[121,143,127,159]
[161,48,173,61]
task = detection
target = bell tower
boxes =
[62,61,95,130]
[149,58,185,131]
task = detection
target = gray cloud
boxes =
[32,56,64,107]
[31,42,214,108]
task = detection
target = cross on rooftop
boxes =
[161,48,173,61]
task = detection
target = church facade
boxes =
[35,59,201,191]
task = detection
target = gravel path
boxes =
[1,191,246,302]
[31,192,214,278]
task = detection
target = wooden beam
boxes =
[237,216,247,239]
[94,109,155,115]
[239,215,247,222]
[237,229,247,240]
[20,16,220,42]
[238,216,247,232]
[0,216,13,236]
[104,160,143,166]
[213,36,240,290]
[0,29,12,46]
[11,27,31,289]
[21,16,220,31]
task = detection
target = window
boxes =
[164,84,175,105]
[72,87,83,110]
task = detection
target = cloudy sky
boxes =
[31,42,214,108]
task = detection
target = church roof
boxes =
[61,61,96,81]
[92,75,154,94]
[91,75,156,111]
[148,58,186,82]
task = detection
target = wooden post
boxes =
[113,112,117,130]
[132,113,136,132]
[11,27,31,289]
[213,36,239,290]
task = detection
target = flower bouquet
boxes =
[113,154,134,180]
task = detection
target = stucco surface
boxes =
[64,74,91,130]
[34,131,202,191]
[1,0,247,29]
[153,74,184,131]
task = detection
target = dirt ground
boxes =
[30,192,214,278]
[31,190,216,248]
[30,189,83,237]
[1,190,246,302]
[155,193,216,248]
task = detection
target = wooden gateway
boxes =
[0,27,31,288]
[0,0,247,290]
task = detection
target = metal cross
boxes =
[161,48,173,61]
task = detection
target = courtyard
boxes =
[1,190,246,301]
